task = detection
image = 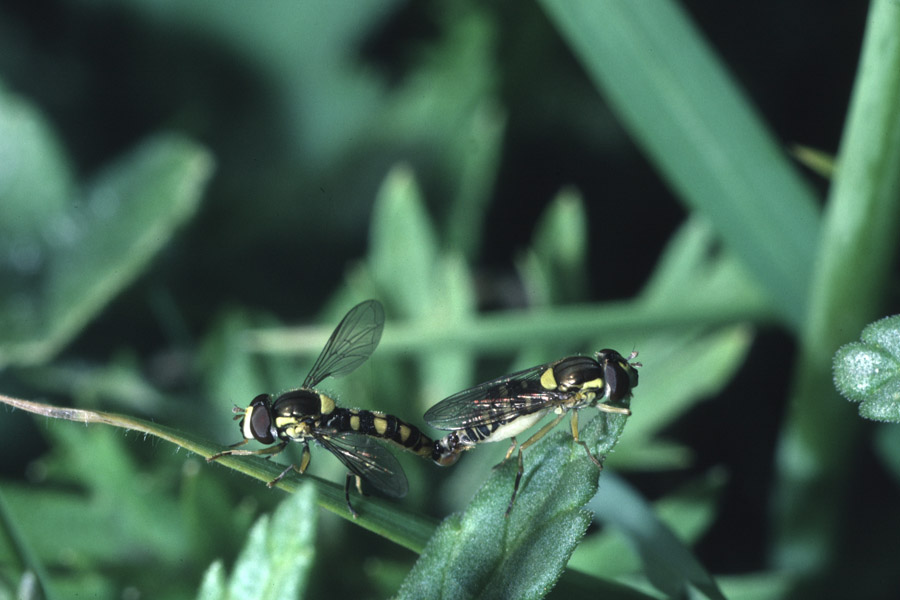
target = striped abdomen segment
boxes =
[325,408,436,459]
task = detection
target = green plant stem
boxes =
[0,394,438,553]
[243,298,775,357]
[771,0,900,574]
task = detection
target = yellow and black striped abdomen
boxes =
[326,408,435,459]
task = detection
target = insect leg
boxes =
[499,437,519,464]
[264,443,309,488]
[505,446,525,517]
[208,440,288,463]
[570,411,604,468]
[518,412,566,453]
[502,413,567,516]
[344,473,361,519]
[596,403,632,416]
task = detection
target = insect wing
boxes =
[304,300,385,388]
[314,428,409,498]
[424,363,560,430]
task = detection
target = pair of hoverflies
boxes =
[208,300,639,516]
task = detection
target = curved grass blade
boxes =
[0,394,437,553]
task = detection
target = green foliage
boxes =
[399,414,627,600]
[539,0,820,328]
[0,90,213,368]
[834,315,900,422]
[196,483,317,600]
[0,1,898,599]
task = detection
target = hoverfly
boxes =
[425,349,640,514]
[208,299,437,517]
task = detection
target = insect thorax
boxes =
[270,389,335,441]
[552,356,605,393]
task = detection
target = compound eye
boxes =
[605,363,630,403]
[243,394,276,444]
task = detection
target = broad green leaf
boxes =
[833,315,900,422]
[539,0,820,329]
[417,254,478,405]
[247,216,772,361]
[639,217,770,315]
[398,412,631,600]
[0,134,213,368]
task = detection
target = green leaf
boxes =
[833,315,900,422]
[3,426,191,567]
[368,165,439,318]
[538,0,821,328]
[197,561,227,600]
[518,188,589,306]
[0,489,58,600]
[0,83,72,240]
[0,133,213,368]
[372,6,503,260]
[398,412,630,600]
[771,1,900,570]
[220,483,317,600]
[569,470,726,579]
[591,473,725,600]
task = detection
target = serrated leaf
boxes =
[398,412,630,600]
[224,484,317,600]
[833,315,900,422]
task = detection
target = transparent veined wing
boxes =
[304,300,385,388]
[313,428,409,498]
[423,363,563,431]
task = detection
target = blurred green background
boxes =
[2,1,900,599]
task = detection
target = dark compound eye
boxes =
[605,363,624,402]
[596,349,637,403]
[244,394,276,444]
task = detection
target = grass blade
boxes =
[539,0,821,328]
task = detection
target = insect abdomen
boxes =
[329,408,435,458]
